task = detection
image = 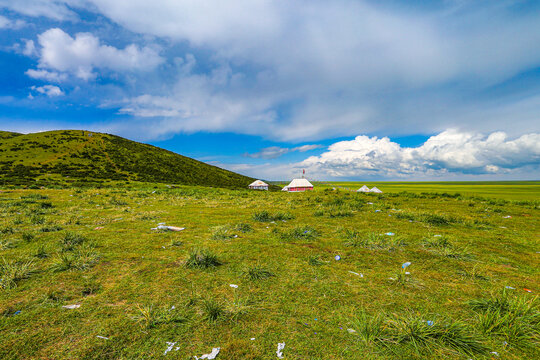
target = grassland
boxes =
[0,184,538,359]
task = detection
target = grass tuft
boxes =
[242,264,275,281]
[185,248,222,269]
[0,258,35,289]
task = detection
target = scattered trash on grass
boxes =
[195,347,220,360]
[375,210,381,213]
[96,336,109,340]
[14,310,21,315]
[164,342,177,355]
[229,284,238,288]
[426,320,434,326]
[405,272,410,275]
[348,271,363,277]
[250,338,255,341]
[335,255,341,261]
[502,216,511,219]
[276,343,285,359]
[384,232,395,236]
[524,288,533,293]
[94,227,104,230]
[402,262,411,269]
[62,304,80,309]
[347,328,356,334]
[505,286,515,290]
[434,234,442,237]
[490,351,499,357]
[151,223,185,232]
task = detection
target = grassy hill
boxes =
[0,130,263,189]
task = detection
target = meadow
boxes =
[0,183,538,359]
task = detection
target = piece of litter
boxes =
[502,215,511,218]
[250,338,255,341]
[96,336,109,340]
[14,310,21,315]
[405,272,410,275]
[94,227,104,230]
[490,351,499,356]
[152,224,185,232]
[524,288,533,293]
[233,235,238,238]
[229,284,238,288]
[375,210,381,212]
[367,202,373,205]
[505,286,515,290]
[170,305,176,310]
[62,304,80,309]
[426,320,434,326]
[348,271,364,277]
[335,255,341,261]
[385,232,395,236]
[434,234,442,237]
[195,347,220,360]
[402,262,411,269]
[164,342,177,355]
[347,328,356,334]
[276,343,285,359]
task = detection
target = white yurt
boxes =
[283,178,314,192]
[369,186,383,193]
[357,185,370,192]
[248,180,269,190]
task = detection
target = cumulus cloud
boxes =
[300,130,540,178]
[30,85,64,97]
[26,69,68,82]
[32,28,164,80]
[245,144,322,159]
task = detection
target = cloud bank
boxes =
[299,130,540,179]
[245,144,321,159]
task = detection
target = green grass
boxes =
[0,184,538,359]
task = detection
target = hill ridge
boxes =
[0,130,258,188]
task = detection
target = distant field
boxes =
[1,184,538,359]
[298,182,540,201]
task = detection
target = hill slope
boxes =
[0,130,257,188]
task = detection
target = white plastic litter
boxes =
[434,235,442,237]
[195,347,220,360]
[402,262,411,269]
[250,338,256,341]
[229,284,238,288]
[335,255,341,261]
[385,232,395,236]
[502,216,511,219]
[505,286,516,290]
[151,224,185,231]
[348,271,363,277]
[276,343,285,359]
[347,328,357,334]
[405,272,410,275]
[96,336,109,340]
[62,304,80,309]
[164,342,177,355]
[490,351,499,357]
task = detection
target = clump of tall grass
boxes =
[420,213,455,226]
[350,309,388,344]
[0,238,15,250]
[60,232,87,251]
[21,232,35,242]
[279,225,319,241]
[242,264,275,281]
[307,254,326,266]
[345,231,404,250]
[132,304,187,328]
[0,258,36,289]
[40,225,63,233]
[422,235,470,259]
[34,244,48,259]
[252,210,294,222]
[234,223,252,233]
[202,299,226,322]
[30,215,45,225]
[185,249,222,269]
[458,264,489,281]
[211,225,239,240]
[51,243,100,272]
[469,290,539,348]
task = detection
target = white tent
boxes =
[248,180,269,190]
[283,178,314,192]
[369,186,383,193]
[357,185,370,192]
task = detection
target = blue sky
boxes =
[0,0,539,181]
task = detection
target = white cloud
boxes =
[0,0,81,21]
[33,28,164,80]
[80,1,540,141]
[299,130,540,179]
[0,14,25,29]
[26,69,68,82]
[245,144,322,159]
[31,85,64,97]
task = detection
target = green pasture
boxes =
[300,182,540,201]
[0,184,538,359]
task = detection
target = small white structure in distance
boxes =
[282,178,314,192]
[369,186,383,193]
[357,185,370,192]
[248,180,269,190]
